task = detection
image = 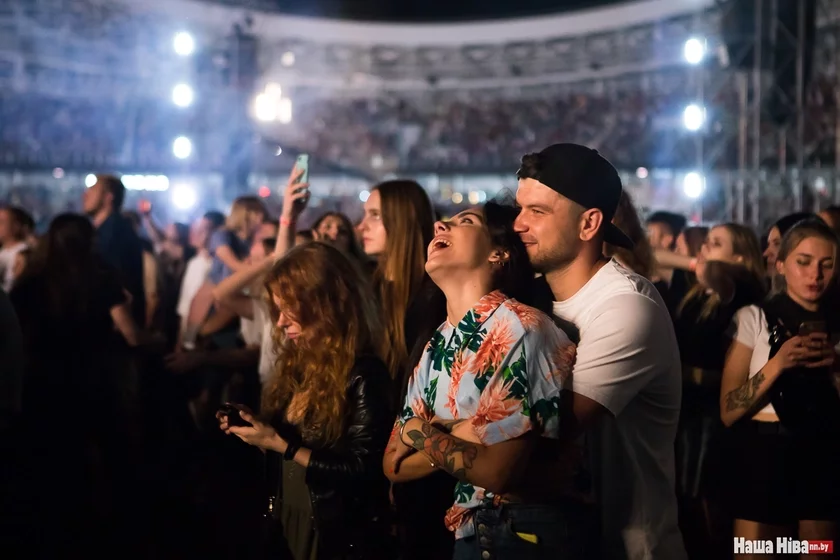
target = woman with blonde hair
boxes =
[218,242,394,560]
[721,219,840,550]
[672,223,766,557]
[185,196,267,344]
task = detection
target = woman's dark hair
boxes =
[203,210,226,230]
[483,200,550,314]
[681,226,709,258]
[774,212,816,238]
[172,222,190,248]
[311,211,364,261]
[16,213,99,317]
[295,229,315,242]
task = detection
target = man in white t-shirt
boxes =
[0,206,32,293]
[514,144,686,560]
[176,212,225,349]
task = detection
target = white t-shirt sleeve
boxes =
[570,294,668,417]
[176,257,210,319]
[732,305,763,349]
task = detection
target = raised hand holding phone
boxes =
[280,156,310,224]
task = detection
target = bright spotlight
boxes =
[85,174,97,188]
[684,37,705,65]
[254,93,277,122]
[683,104,706,131]
[278,98,293,124]
[171,184,197,210]
[173,32,195,56]
[359,190,370,202]
[173,136,192,159]
[281,52,296,67]
[172,84,194,107]
[683,172,705,199]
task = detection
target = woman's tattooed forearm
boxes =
[724,371,765,412]
[405,423,478,482]
[432,418,467,433]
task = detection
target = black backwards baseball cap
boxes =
[517,143,634,249]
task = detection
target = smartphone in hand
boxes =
[295,154,309,185]
[799,321,827,337]
[218,403,252,427]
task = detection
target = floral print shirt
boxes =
[399,290,576,539]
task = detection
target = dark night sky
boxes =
[237,0,630,22]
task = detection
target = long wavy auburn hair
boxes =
[372,180,435,375]
[262,241,387,444]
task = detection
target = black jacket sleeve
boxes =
[305,357,393,487]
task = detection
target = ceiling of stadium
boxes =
[219,0,629,22]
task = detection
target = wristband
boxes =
[280,216,295,228]
[284,434,302,460]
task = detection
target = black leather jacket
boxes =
[272,355,394,559]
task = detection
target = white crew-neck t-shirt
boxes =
[552,259,686,560]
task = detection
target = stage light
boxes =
[171,184,197,210]
[254,93,277,122]
[85,174,97,188]
[452,192,464,204]
[683,104,706,131]
[173,32,195,56]
[278,98,293,124]
[359,190,370,202]
[683,172,705,199]
[172,84,194,107]
[281,52,295,67]
[636,167,649,179]
[684,37,705,65]
[258,186,271,198]
[173,136,192,159]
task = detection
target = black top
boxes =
[674,266,764,372]
[0,288,24,428]
[270,355,394,559]
[95,213,146,325]
[10,260,130,424]
[764,293,840,436]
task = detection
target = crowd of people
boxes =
[2,142,840,559]
[2,68,838,175]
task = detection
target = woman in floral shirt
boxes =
[384,201,594,559]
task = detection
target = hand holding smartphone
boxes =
[217,403,253,428]
[799,321,831,363]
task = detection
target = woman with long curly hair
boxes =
[218,242,394,560]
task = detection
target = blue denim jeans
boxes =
[452,502,598,560]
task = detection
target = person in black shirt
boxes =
[83,175,146,325]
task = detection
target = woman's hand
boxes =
[774,335,828,371]
[219,408,285,452]
[450,420,481,444]
[801,333,836,369]
[280,165,310,223]
[389,418,423,474]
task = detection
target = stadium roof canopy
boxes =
[199,0,634,23]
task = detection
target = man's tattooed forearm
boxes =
[724,371,765,412]
[406,423,478,482]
